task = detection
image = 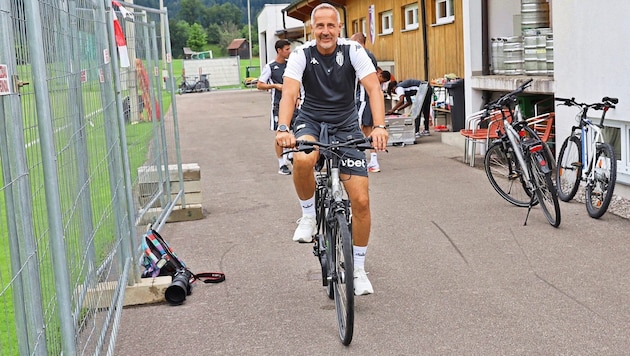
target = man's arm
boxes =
[278,77,300,127]
[387,95,411,114]
[256,65,280,91]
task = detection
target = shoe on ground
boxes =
[293,215,317,242]
[367,162,380,173]
[420,130,431,136]
[278,165,291,175]
[353,267,374,295]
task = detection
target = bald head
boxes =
[351,32,366,46]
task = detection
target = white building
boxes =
[257,4,305,71]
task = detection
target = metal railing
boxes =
[0,1,182,354]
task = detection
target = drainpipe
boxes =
[482,0,490,75]
[421,0,429,80]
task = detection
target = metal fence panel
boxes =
[0,0,182,354]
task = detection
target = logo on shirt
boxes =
[336,51,344,67]
[310,58,319,65]
[273,65,279,70]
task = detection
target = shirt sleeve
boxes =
[283,48,307,83]
[259,64,271,83]
[349,41,376,81]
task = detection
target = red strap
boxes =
[193,272,226,284]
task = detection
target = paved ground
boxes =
[115,89,630,355]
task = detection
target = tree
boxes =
[187,23,208,52]
[207,23,221,44]
[218,22,241,52]
[178,0,205,25]
[169,20,191,58]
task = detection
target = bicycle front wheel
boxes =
[332,212,354,345]
[530,150,561,227]
[556,135,582,201]
[484,141,535,207]
[585,142,617,218]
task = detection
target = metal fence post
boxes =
[22,1,76,354]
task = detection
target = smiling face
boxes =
[311,6,342,55]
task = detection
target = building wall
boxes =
[553,0,630,185]
[345,0,465,81]
[257,4,304,70]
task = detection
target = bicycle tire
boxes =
[529,149,561,227]
[332,212,354,346]
[484,141,535,207]
[556,135,582,202]
[585,142,617,218]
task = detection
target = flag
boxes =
[111,1,133,67]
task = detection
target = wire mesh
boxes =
[0,0,181,354]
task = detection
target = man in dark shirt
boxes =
[257,39,294,175]
[275,3,388,295]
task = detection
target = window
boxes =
[380,10,393,35]
[435,0,454,25]
[361,17,367,37]
[404,3,419,30]
[603,121,630,185]
[352,20,359,35]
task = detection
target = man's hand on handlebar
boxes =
[369,127,389,151]
[275,130,295,149]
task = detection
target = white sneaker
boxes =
[367,162,380,173]
[353,267,374,295]
[293,215,317,242]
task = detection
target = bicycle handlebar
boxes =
[290,136,374,154]
[485,78,534,110]
[555,96,618,110]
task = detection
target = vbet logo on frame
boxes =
[0,64,10,96]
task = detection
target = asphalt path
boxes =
[115,89,630,355]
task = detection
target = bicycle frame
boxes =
[576,114,605,182]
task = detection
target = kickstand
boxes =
[523,194,537,226]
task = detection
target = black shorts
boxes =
[293,113,368,177]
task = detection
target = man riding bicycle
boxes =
[275,3,388,295]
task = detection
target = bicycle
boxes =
[483,79,561,227]
[554,96,618,218]
[286,136,373,346]
[177,74,210,94]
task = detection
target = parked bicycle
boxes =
[177,74,210,94]
[286,136,373,346]
[555,96,618,218]
[483,79,561,227]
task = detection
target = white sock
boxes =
[353,245,367,269]
[299,196,316,217]
[278,157,285,168]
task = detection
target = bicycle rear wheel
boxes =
[332,212,354,345]
[585,142,617,218]
[529,149,561,227]
[556,135,582,202]
[484,141,535,207]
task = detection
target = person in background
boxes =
[275,3,388,295]
[350,32,390,173]
[257,39,295,175]
[386,79,433,136]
